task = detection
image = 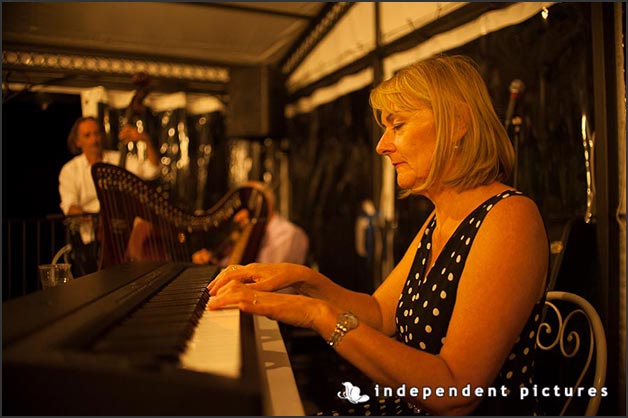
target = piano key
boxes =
[92,335,188,353]
[149,290,207,301]
[121,313,200,326]
[130,303,203,318]
[3,261,303,415]
[179,308,241,379]
[162,280,211,289]
[140,296,207,308]
[103,321,196,340]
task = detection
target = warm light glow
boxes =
[3,49,229,83]
[581,114,588,143]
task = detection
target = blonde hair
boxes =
[369,55,514,194]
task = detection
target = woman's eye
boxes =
[392,124,404,131]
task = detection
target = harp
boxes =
[91,162,269,269]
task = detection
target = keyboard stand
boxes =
[255,315,305,416]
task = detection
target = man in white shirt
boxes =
[255,213,309,265]
[191,182,309,266]
[58,116,161,216]
[58,116,161,276]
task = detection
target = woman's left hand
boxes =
[207,281,329,331]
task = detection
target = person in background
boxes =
[192,181,309,267]
[206,55,548,415]
[58,116,161,273]
[59,116,160,217]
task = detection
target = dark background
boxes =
[0,3,602,301]
[1,4,623,414]
[3,92,82,218]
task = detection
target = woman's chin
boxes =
[396,176,428,193]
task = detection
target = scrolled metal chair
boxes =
[536,291,607,416]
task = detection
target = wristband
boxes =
[327,312,359,349]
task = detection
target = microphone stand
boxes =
[510,115,523,190]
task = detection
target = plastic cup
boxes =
[38,263,73,289]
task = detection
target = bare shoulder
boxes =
[487,191,542,218]
[474,193,547,251]
[440,193,549,389]
[467,192,548,297]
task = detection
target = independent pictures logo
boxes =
[337,382,370,404]
[336,382,610,406]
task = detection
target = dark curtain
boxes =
[447,3,593,227]
[189,111,229,211]
[97,103,228,213]
[445,3,597,298]
[286,87,374,293]
[3,92,82,218]
[2,92,81,300]
[444,7,606,413]
[390,3,596,293]
[285,5,605,414]
[286,4,596,297]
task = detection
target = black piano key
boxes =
[139,298,205,309]
[130,303,202,318]
[149,290,208,302]
[93,337,187,354]
[153,286,206,294]
[159,284,209,292]
[121,313,199,326]
[86,266,217,364]
[103,321,196,340]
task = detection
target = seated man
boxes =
[59,116,160,219]
[192,182,309,266]
[58,116,161,273]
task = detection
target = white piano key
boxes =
[179,308,241,378]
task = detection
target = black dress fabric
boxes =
[395,190,544,415]
[318,190,545,416]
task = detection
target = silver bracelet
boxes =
[327,312,359,349]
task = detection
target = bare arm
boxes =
[209,197,548,415]
[313,196,548,415]
[209,263,385,330]
[208,213,433,333]
[298,214,431,335]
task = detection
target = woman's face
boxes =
[376,106,437,190]
[75,119,103,155]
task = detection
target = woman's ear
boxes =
[453,104,470,142]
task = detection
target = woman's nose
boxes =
[376,130,394,155]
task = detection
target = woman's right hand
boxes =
[206,262,314,296]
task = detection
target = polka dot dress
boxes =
[317,190,545,416]
[394,190,544,415]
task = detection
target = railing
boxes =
[2,215,67,301]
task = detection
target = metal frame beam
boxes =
[182,2,317,20]
[591,2,623,415]
[287,2,512,101]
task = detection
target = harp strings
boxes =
[93,163,268,269]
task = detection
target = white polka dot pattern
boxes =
[309,192,544,416]
[391,190,545,415]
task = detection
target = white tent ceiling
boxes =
[3,2,554,105]
[3,2,327,66]
[2,2,332,96]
